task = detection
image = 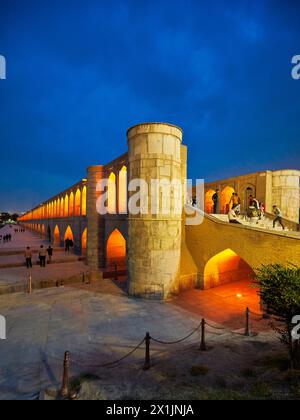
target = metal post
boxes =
[143,332,151,370]
[245,307,251,336]
[28,275,32,294]
[60,351,70,398]
[200,318,207,351]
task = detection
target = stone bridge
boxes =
[19,122,300,299]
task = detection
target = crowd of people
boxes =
[190,190,286,230]
[0,234,12,242]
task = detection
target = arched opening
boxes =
[41,224,45,237]
[64,225,74,242]
[75,189,81,216]
[106,229,126,268]
[47,226,51,242]
[204,249,254,289]
[205,189,216,214]
[64,194,69,217]
[69,192,74,216]
[60,197,64,218]
[54,225,60,246]
[220,186,235,214]
[118,166,127,214]
[81,227,87,255]
[108,172,116,214]
[81,186,87,216]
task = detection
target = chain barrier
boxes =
[150,321,202,345]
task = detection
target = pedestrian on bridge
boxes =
[273,205,285,230]
[39,245,47,267]
[212,189,220,214]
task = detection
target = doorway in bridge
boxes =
[220,186,235,214]
[204,249,254,289]
[64,226,74,252]
[53,225,60,246]
[205,189,216,214]
[81,228,87,256]
[106,229,126,270]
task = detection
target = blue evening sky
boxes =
[0,0,299,212]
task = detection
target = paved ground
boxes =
[0,225,48,251]
[0,225,87,289]
[0,281,294,401]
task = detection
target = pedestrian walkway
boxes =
[0,225,48,251]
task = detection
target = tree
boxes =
[254,264,300,370]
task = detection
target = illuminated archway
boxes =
[64,226,74,242]
[118,166,127,214]
[81,186,87,216]
[54,225,60,246]
[41,225,45,237]
[220,186,235,214]
[75,189,81,216]
[108,173,116,214]
[64,194,69,217]
[69,192,74,216]
[60,197,64,217]
[81,227,87,255]
[205,189,216,214]
[106,229,126,268]
[204,249,254,289]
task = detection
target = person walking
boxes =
[229,192,240,210]
[212,189,220,214]
[24,247,32,268]
[39,245,47,267]
[47,245,53,264]
[273,205,285,230]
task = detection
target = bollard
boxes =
[200,318,207,351]
[60,351,70,398]
[143,332,151,370]
[114,261,118,281]
[245,307,251,336]
[28,275,32,294]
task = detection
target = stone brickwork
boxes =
[127,123,183,299]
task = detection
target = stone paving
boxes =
[0,277,274,400]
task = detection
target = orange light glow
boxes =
[118,166,127,214]
[220,186,235,214]
[204,249,254,289]
[81,227,87,254]
[54,225,60,245]
[81,186,87,216]
[64,194,69,217]
[205,189,216,214]
[108,172,117,214]
[75,189,81,216]
[64,226,74,242]
[106,229,126,267]
[69,191,74,216]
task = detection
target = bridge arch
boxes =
[203,248,254,289]
[64,194,69,217]
[53,225,60,246]
[64,225,74,242]
[106,228,126,268]
[108,172,117,214]
[81,227,87,255]
[205,189,216,214]
[81,186,87,216]
[220,186,235,214]
[118,166,127,214]
[75,189,81,216]
[69,191,74,216]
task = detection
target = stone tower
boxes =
[126,123,183,299]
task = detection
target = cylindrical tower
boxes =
[87,165,106,279]
[127,122,183,299]
[272,170,300,223]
